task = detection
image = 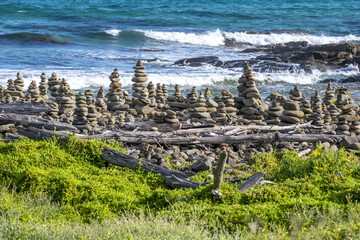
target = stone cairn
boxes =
[39,73,48,99]
[23,94,31,103]
[168,84,187,110]
[147,81,157,107]
[188,90,210,121]
[221,90,237,117]
[300,97,312,120]
[85,90,98,127]
[27,80,43,103]
[323,82,335,107]
[322,103,332,127]
[4,93,13,103]
[135,87,152,119]
[73,92,90,132]
[204,88,212,99]
[0,85,5,99]
[48,72,61,98]
[131,61,148,100]
[289,86,303,103]
[155,83,166,105]
[3,79,18,102]
[238,62,267,122]
[107,68,128,112]
[215,102,228,124]
[14,72,25,97]
[162,84,168,98]
[280,100,304,125]
[58,79,76,116]
[266,102,283,125]
[95,87,107,113]
[335,86,349,110]
[308,91,324,126]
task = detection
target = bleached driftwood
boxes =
[0,102,51,115]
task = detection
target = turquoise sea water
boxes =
[0,0,360,94]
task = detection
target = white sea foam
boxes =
[136,29,360,47]
[136,29,225,46]
[104,29,122,36]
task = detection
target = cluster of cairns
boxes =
[0,62,360,142]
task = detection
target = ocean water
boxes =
[0,0,360,97]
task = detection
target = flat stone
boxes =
[280,115,300,123]
[192,159,212,172]
[283,101,300,111]
[283,110,304,118]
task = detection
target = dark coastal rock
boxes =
[339,75,360,83]
[319,78,337,83]
[174,56,223,67]
[192,159,212,172]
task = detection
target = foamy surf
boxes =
[104,29,122,36]
[134,29,360,47]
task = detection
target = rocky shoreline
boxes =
[174,42,360,82]
[0,60,360,176]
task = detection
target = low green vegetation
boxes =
[0,137,360,239]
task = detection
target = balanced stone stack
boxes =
[85,90,98,127]
[162,84,168,98]
[164,110,179,124]
[322,103,332,126]
[131,61,148,99]
[336,98,359,135]
[4,93,13,103]
[235,63,250,108]
[107,68,128,112]
[23,94,31,103]
[328,103,340,124]
[189,87,198,99]
[221,90,237,117]
[335,86,349,110]
[135,87,152,118]
[27,80,43,103]
[3,79,19,102]
[308,91,324,126]
[215,102,228,123]
[238,63,268,121]
[95,87,108,112]
[289,86,303,103]
[206,96,218,113]
[46,101,59,121]
[280,100,304,125]
[350,120,360,135]
[204,88,212,99]
[300,97,312,120]
[14,72,25,95]
[155,83,166,105]
[48,72,61,98]
[147,81,157,107]
[266,102,283,125]
[39,73,48,99]
[0,85,4,98]
[167,84,187,110]
[323,82,335,107]
[188,93,210,120]
[58,81,76,115]
[73,92,91,132]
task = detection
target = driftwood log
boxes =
[237,172,276,192]
[0,102,51,115]
[16,127,205,189]
[0,113,77,131]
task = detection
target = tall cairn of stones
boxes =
[39,73,48,99]
[289,86,303,103]
[73,92,91,133]
[95,87,107,113]
[155,83,166,105]
[131,61,148,103]
[335,86,349,110]
[107,68,128,112]
[162,84,168,99]
[85,90,98,127]
[48,72,61,98]
[3,79,18,102]
[188,93,210,121]
[322,103,332,127]
[57,79,76,116]
[215,102,228,124]
[0,85,4,99]
[300,97,312,120]
[14,72,25,100]
[27,81,43,103]
[238,63,268,122]
[147,81,157,107]
[221,90,237,117]
[308,91,324,126]
[323,82,335,107]
[135,87,152,119]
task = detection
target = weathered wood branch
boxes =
[213,152,228,190]
[0,102,51,115]
[0,113,77,131]
[237,172,265,192]
[164,175,208,189]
